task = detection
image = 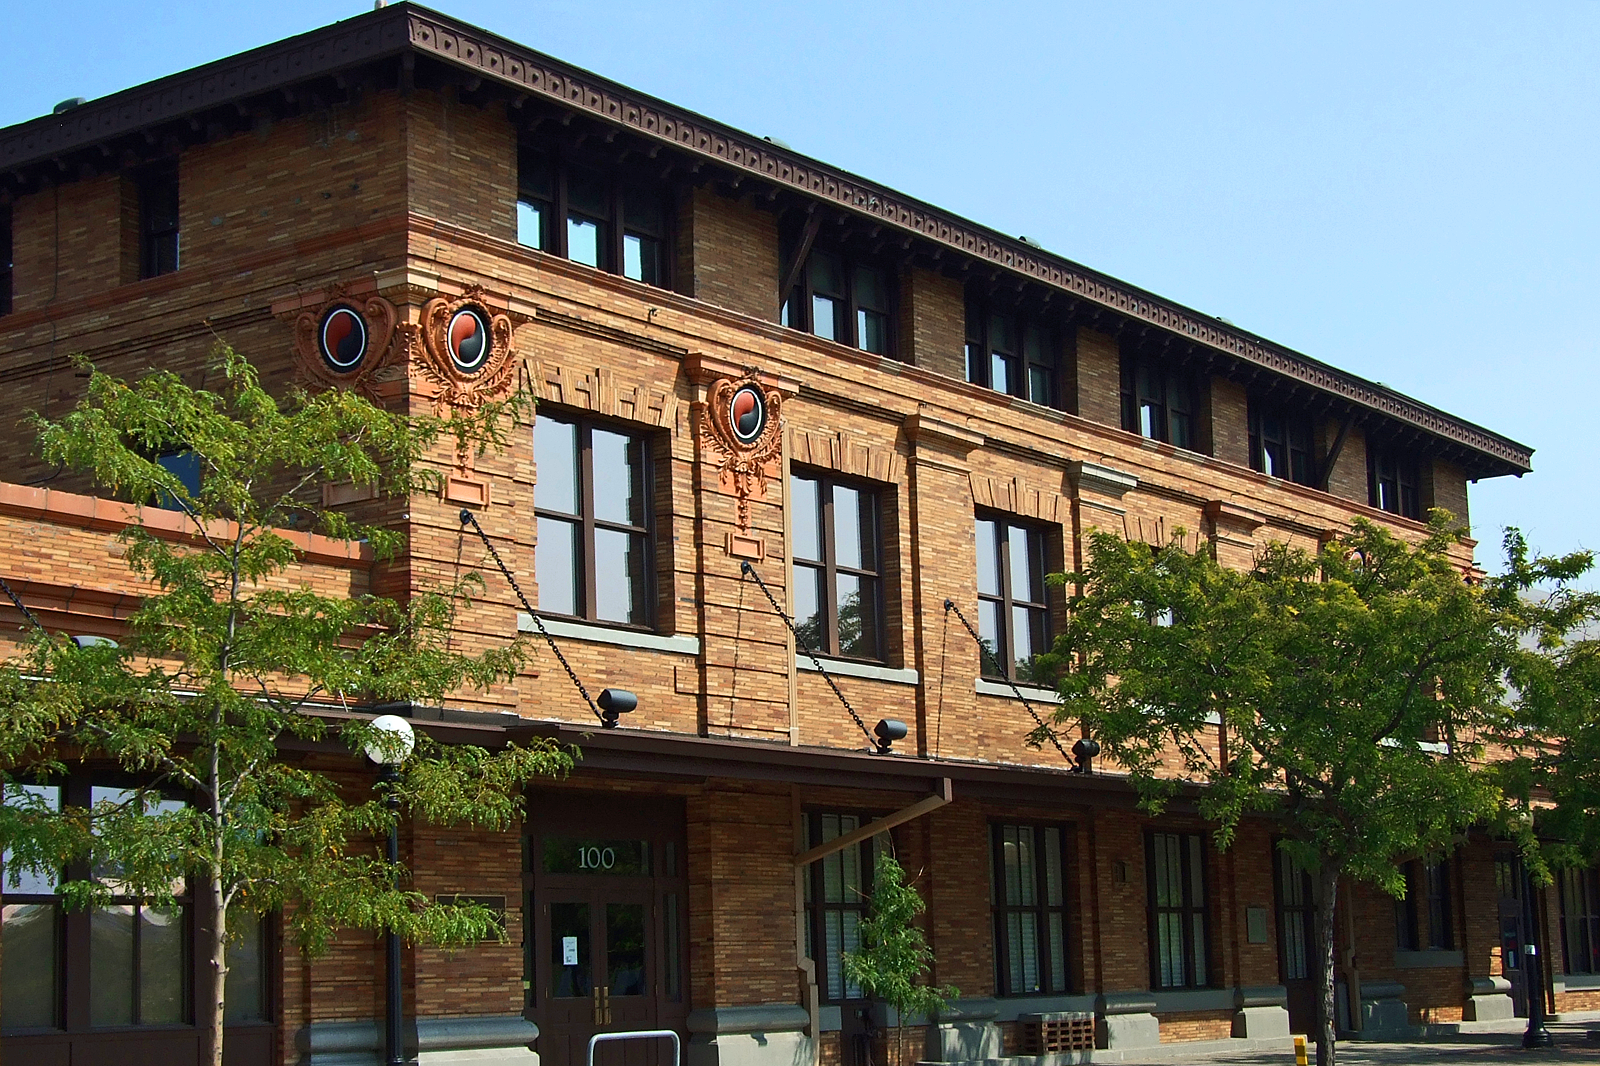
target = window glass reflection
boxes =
[536,517,579,617]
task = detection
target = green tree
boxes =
[0,348,570,1066]
[1048,514,1588,1066]
[843,850,956,1066]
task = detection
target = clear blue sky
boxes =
[4,1,1596,578]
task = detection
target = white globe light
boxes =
[364,714,416,767]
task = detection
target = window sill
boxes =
[517,612,700,656]
[1557,973,1600,992]
[1393,949,1463,969]
[975,678,1061,704]
[798,656,918,686]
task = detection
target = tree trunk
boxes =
[200,876,229,1066]
[1314,862,1341,1066]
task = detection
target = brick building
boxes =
[0,5,1581,1065]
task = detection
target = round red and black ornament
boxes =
[729,384,767,446]
[447,305,493,373]
[317,305,369,373]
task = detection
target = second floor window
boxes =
[1121,356,1196,450]
[991,823,1071,995]
[791,474,882,661]
[975,515,1050,684]
[517,148,669,287]
[1561,868,1600,975]
[1149,831,1209,989]
[1249,399,1316,486]
[1368,444,1421,520]
[0,205,12,316]
[137,161,180,279]
[535,413,653,627]
[965,305,1055,406]
[781,250,891,356]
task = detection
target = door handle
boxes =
[593,986,603,1026]
[603,986,612,1025]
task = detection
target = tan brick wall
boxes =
[898,267,965,379]
[1323,420,1369,505]
[678,186,779,321]
[1156,1009,1233,1042]
[1071,326,1121,427]
[1425,458,1471,533]
[1208,377,1250,467]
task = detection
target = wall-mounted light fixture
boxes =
[597,689,637,730]
[873,718,908,755]
[1071,737,1101,774]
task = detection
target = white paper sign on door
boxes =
[562,936,579,966]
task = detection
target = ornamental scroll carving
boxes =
[404,286,519,414]
[290,286,398,397]
[697,371,785,533]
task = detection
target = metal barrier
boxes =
[587,1029,682,1066]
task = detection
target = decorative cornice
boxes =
[0,2,1532,476]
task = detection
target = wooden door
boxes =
[1497,855,1528,1017]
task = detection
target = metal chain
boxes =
[740,560,874,742]
[943,598,1070,761]
[459,509,603,724]
[0,576,44,632]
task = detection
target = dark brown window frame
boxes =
[533,411,657,629]
[1561,867,1600,975]
[965,301,1058,407]
[1120,354,1198,451]
[781,246,893,356]
[790,471,885,663]
[1248,396,1317,487]
[1367,443,1422,520]
[516,145,672,289]
[974,512,1052,684]
[1272,845,1314,983]
[800,810,881,1005]
[1394,859,1453,951]
[135,161,180,280]
[989,821,1074,996]
[1147,830,1211,989]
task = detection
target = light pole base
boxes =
[1522,1023,1555,1049]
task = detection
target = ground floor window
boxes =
[1148,831,1209,988]
[801,812,886,1002]
[1275,849,1313,982]
[990,823,1071,995]
[1561,868,1600,974]
[1395,860,1453,951]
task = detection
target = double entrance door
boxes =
[526,792,688,1066]
[1497,854,1529,1016]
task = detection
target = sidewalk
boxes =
[1105,1013,1600,1065]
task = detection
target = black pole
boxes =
[1522,865,1554,1049]
[381,763,406,1066]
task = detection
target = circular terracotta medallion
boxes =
[729,384,766,445]
[318,305,368,373]
[447,306,492,373]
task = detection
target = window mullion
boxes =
[610,182,625,275]
[821,484,839,656]
[997,523,1015,680]
[554,158,570,259]
[580,426,597,620]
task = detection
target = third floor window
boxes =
[965,304,1056,407]
[517,147,670,288]
[781,250,891,356]
[1121,355,1197,451]
[136,161,180,280]
[1368,444,1421,520]
[1248,397,1317,487]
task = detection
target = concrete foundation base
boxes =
[685,1004,813,1066]
[1464,976,1516,1022]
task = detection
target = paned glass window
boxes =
[974,515,1051,683]
[535,413,653,626]
[0,205,13,316]
[3,783,62,1031]
[1248,398,1317,486]
[790,474,882,661]
[1395,860,1452,950]
[1276,849,1313,982]
[1368,445,1422,520]
[1561,868,1600,975]
[516,147,670,288]
[137,161,180,280]
[800,813,885,1002]
[1148,831,1209,989]
[965,304,1056,407]
[782,248,891,355]
[990,823,1071,995]
[1120,356,1197,450]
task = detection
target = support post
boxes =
[382,764,406,1066]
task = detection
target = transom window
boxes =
[790,474,882,661]
[1249,398,1317,486]
[0,204,13,316]
[1368,444,1421,520]
[1561,868,1600,975]
[136,161,180,280]
[1395,860,1452,950]
[517,147,670,287]
[990,823,1071,995]
[965,305,1056,406]
[535,413,654,627]
[975,515,1051,684]
[1120,356,1197,450]
[781,250,891,356]
[800,812,885,1003]
[1148,831,1209,989]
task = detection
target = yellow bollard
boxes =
[1293,1035,1308,1066]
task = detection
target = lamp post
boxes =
[365,714,415,1066]
[1522,864,1554,1049]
